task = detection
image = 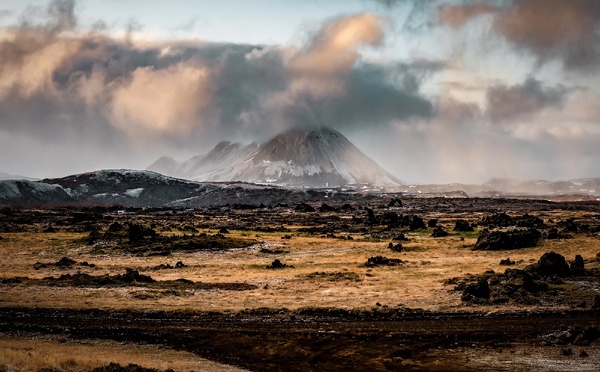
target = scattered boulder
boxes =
[481,213,514,227]
[42,225,57,233]
[499,258,515,266]
[503,269,546,293]
[107,222,124,232]
[364,256,403,267]
[453,220,474,232]
[381,212,400,227]
[580,350,589,358]
[431,226,449,238]
[392,233,408,241]
[558,218,578,232]
[120,268,155,283]
[461,278,490,301]
[546,228,573,240]
[318,203,337,212]
[55,257,77,268]
[427,219,437,228]
[570,255,585,276]
[474,228,541,250]
[295,203,315,212]
[266,259,293,269]
[91,362,166,372]
[218,227,229,234]
[516,214,544,228]
[366,208,375,223]
[560,348,573,356]
[530,251,571,277]
[404,215,426,230]
[127,224,156,245]
[180,225,198,233]
[389,243,403,252]
[387,198,403,208]
[33,257,86,270]
[340,203,355,211]
[592,295,600,310]
[281,234,292,239]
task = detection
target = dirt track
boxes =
[1,307,599,371]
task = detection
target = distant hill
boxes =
[148,127,402,188]
[0,171,38,181]
[0,169,335,208]
[397,178,600,199]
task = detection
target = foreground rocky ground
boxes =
[1,196,599,370]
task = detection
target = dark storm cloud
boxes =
[281,62,433,131]
[440,0,600,71]
[487,78,570,123]
[0,2,434,178]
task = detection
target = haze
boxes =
[1,0,599,184]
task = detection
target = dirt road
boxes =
[1,307,598,371]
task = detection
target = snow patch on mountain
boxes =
[125,188,144,197]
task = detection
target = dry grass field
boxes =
[1,198,599,370]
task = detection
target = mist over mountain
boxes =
[148,127,402,188]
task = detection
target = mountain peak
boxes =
[148,127,402,187]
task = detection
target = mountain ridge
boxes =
[148,127,402,187]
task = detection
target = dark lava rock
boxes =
[120,268,155,283]
[389,243,403,252]
[474,228,541,251]
[0,235,3,240]
[593,295,600,310]
[381,212,400,227]
[431,226,449,238]
[516,213,544,228]
[560,348,573,356]
[546,227,572,240]
[91,362,168,372]
[364,256,403,267]
[574,326,600,346]
[461,278,490,301]
[558,218,578,232]
[504,268,546,293]
[570,255,585,276]
[295,203,315,212]
[453,219,474,232]
[42,225,57,233]
[392,233,408,241]
[107,222,124,232]
[318,203,337,212]
[55,257,76,268]
[481,212,514,227]
[340,203,355,211]
[127,223,156,245]
[510,288,541,305]
[427,219,437,228]
[266,259,293,269]
[580,350,589,358]
[387,198,403,208]
[530,252,571,277]
[175,261,185,268]
[499,258,515,266]
[218,227,229,234]
[403,215,426,230]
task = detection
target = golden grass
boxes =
[0,336,245,371]
[1,207,600,313]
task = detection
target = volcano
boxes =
[148,127,402,187]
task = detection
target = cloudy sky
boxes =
[1,0,599,183]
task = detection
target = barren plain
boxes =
[1,196,599,371]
